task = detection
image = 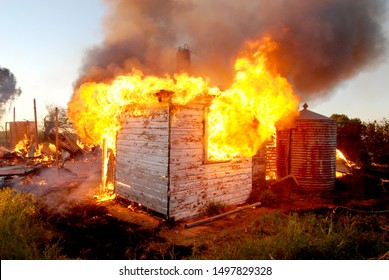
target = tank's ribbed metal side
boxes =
[276,106,337,190]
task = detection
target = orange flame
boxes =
[207,37,299,160]
[68,36,299,160]
[14,135,31,155]
[68,70,210,154]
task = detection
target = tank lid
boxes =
[297,103,333,121]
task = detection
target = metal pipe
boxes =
[184,202,262,228]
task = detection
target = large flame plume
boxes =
[68,0,387,161]
[68,36,299,160]
[206,37,298,160]
[68,70,211,152]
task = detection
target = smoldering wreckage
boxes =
[0,122,103,212]
[1,0,389,227]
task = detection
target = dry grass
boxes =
[191,211,389,260]
[0,188,65,259]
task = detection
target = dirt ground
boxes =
[40,167,389,260]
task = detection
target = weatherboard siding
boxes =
[115,106,170,216]
[115,99,253,220]
[169,101,252,221]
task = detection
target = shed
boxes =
[115,97,257,220]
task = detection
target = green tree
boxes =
[42,105,74,141]
[363,119,389,164]
[330,114,365,163]
[0,66,22,116]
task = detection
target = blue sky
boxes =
[1,0,389,125]
[0,0,105,123]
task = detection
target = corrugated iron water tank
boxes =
[276,103,336,190]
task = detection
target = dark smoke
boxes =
[261,0,388,99]
[76,0,387,99]
[0,66,22,118]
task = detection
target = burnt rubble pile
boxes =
[0,134,101,199]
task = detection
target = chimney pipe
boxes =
[176,44,191,73]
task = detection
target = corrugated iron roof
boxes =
[296,103,334,121]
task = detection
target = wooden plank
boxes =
[117,139,169,150]
[169,160,252,174]
[175,99,210,109]
[169,191,251,211]
[169,148,203,157]
[173,107,202,116]
[116,179,167,201]
[170,184,252,204]
[117,132,169,143]
[116,169,168,189]
[119,126,169,136]
[171,120,203,130]
[170,142,202,150]
[170,179,252,197]
[169,166,253,181]
[171,107,203,124]
[117,143,169,157]
[122,113,168,125]
[170,133,203,144]
[169,153,203,164]
[116,160,168,177]
[117,159,168,174]
[116,158,168,174]
[115,172,168,194]
[121,119,169,130]
[121,108,169,121]
[116,171,168,192]
[116,149,168,163]
[117,138,169,149]
[117,154,168,168]
[169,173,252,191]
[170,191,252,208]
[116,106,170,217]
[0,164,42,175]
[170,128,203,136]
[116,183,168,215]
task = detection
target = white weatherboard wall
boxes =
[115,105,170,216]
[115,98,252,220]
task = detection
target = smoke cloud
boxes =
[76,0,387,99]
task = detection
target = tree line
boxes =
[331,114,389,165]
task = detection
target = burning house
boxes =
[113,99,336,220]
[68,36,299,220]
[66,0,386,220]
[113,45,264,220]
[115,97,253,220]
